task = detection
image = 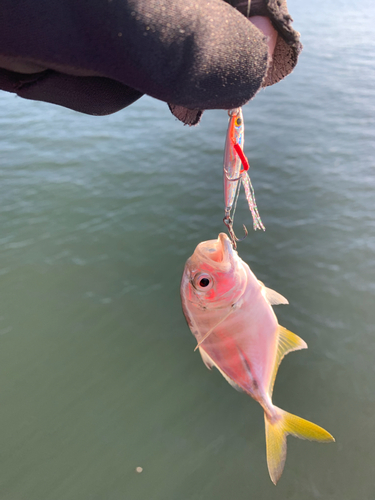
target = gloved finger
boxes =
[231,0,302,86]
[249,16,278,60]
[171,0,302,124]
[0,0,269,117]
[0,68,143,116]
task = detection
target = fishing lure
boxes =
[223,108,264,247]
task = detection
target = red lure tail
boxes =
[233,142,249,172]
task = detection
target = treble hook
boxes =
[223,215,248,250]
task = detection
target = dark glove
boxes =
[0,0,301,125]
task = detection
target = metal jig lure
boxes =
[223,107,265,247]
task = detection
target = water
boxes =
[0,0,374,498]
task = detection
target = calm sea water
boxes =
[0,0,374,498]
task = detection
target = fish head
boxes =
[181,233,247,311]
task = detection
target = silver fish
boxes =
[181,233,334,484]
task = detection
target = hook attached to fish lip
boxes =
[223,215,248,250]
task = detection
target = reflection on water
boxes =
[0,0,374,498]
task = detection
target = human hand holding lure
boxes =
[223,107,265,248]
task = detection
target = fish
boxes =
[180,233,334,484]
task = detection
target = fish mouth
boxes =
[197,232,235,265]
[218,233,235,263]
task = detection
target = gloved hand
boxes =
[0,0,301,125]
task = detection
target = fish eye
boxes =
[235,118,242,126]
[192,273,213,292]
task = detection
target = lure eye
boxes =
[192,273,213,292]
[235,118,242,126]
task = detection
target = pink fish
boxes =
[180,233,334,484]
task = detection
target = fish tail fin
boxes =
[264,407,335,485]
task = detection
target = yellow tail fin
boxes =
[264,407,335,485]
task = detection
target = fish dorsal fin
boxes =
[268,326,307,397]
[260,282,289,305]
[199,347,244,393]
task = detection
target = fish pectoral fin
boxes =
[269,326,307,397]
[198,347,244,392]
[264,407,335,485]
[261,284,289,306]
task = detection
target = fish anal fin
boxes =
[269,326,307,397]
[278,326,307,358]
[265,407,335,484]
[198,347,244,392]
[260,283,289,305]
